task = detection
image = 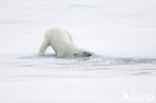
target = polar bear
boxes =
[38,28,93,57]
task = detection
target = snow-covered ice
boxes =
[0,0,156,103]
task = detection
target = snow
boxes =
[1,77,155,103]
[0,0,156,103]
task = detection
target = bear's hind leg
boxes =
[38,40,50,56]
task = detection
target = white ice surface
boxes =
[0,0,156,103]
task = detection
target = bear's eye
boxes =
[74,54,78,56]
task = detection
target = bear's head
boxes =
[73,50,93,57]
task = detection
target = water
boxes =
[1,54,154,79]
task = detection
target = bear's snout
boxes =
[83,52,92,57]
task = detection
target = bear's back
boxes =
[45,28,72,43]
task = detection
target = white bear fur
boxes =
[39,28,92,57]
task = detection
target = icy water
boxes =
[1,54,156,79]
